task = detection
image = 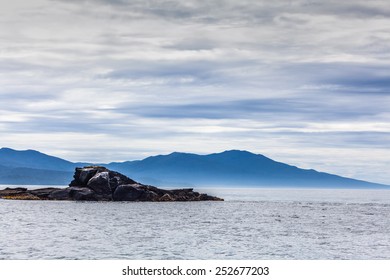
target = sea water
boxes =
[0,187,389,259]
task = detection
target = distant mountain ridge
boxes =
[0,147,388,188]
[0,147,77,171]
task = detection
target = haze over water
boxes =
[1,187,389,259]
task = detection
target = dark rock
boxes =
[0,187,28,196]
[68,187,96,201]
[138,185,170,197]
[48,189,71,200]
[79,168,99,185]
[87,171,112,200]
[5,187,28,192]
[30,188,63,199]
[113,184,145,201]
[0,166,224,202]
[159,193,174,202]
[198,193,221,201]
[139,190,159,201]
[108,170,136,193]
[69,166,108,187]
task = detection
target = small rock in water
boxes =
[0,166,223,202]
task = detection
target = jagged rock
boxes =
[159,193,174,202]
[0,166,224,202]
[87,171,112,200]
[108,170,136,192]
[69,166,107,187]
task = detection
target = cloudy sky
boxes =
[1,0,390,184]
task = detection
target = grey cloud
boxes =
[329,76,390,93]
[52,0,390,24]
[310,1,390,18]
[98,59,236,85]
[279,62,390,94]
[163,38,218,51]
[115,97,383,122]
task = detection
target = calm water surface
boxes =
[0,187,389,259]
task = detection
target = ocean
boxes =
[0,187,389,259]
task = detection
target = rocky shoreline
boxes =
[0,166,223,202]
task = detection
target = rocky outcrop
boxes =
[0,166,223,202]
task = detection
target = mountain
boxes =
[0,147,77,171]
[0,147,82,185]
[0,147,388,188]
[0,164,72,185]
[105,150,388,188]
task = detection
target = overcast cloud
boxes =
[1,0,390,184]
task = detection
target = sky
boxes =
[1,0,390,184]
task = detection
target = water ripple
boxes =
[1,189,390,259]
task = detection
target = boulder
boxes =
[113,184,145,201]
[87,171,112,200]
[68,187,96,201]
[108,170,136,193]
[69,166,108,187]
[48,189,71,200]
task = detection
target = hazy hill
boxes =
[0,147,388,188]
[0,164,72,185]
[105,150,387,188]
[0,147,80,185]
[0,147,77,171]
